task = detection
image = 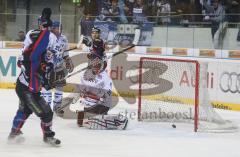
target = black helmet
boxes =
[91,27,101,33]
[37,8,53,27]
[38,17,52,27]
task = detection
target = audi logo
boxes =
[219,72,240,93]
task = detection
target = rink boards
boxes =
[0,49,240,111]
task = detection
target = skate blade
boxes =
[7,136,25,144]
[44,139,61,147]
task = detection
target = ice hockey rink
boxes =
[0,89,240,157]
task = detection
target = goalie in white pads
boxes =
[59,27,128,130]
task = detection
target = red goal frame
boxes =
[138,57,200,132]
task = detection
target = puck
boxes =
[172,124,176,128]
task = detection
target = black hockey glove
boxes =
[64,57,74,73]
[43,66,55,90]
[82,36,92,47]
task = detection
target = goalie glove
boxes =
[64,57,74,73]
[82,36,92,47]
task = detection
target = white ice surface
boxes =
[0,89,240,157]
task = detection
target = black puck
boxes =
[172,124,176,128]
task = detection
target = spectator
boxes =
[16,31,25,41]
[200,0,212,14]
[96,0,120,22]
[118,0,128,23]
[124,0,135,22]
[108,0,120,22]
[203,0,226,39]
[132,0,148,23]
[81,14,94,36]
[224,0,240,22]
[174,1,191,26]
[80,0,98,17]
[203,0,227,48]
[192,0,203,22]
[156,0,171,25]
[95,0,111,21]
[145,0,156,22]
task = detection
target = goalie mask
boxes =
[86,53,106,75]
[88,56,106,75]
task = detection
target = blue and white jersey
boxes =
[53,34,69,67]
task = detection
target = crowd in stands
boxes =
[79,0,240,25]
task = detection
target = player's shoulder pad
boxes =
[49,32,57,40]
[29,29,41,42]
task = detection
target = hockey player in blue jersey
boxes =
[41,21,74,112]
[8,8,61,146]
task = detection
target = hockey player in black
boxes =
[8,8,61,146]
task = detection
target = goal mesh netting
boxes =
[138,57,238,132]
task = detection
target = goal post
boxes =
[138,57,238,132]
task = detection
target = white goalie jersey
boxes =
[77,69,112,108]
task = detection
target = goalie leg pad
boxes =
[77,111,96,127]
[84,104,109,115]
[83,114,128,130]
[77,105,110,126]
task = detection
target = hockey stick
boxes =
[59,0,62,33]
[65,44,135,79]
[53,29,141,83]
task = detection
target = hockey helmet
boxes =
[91,27,101,34]
[38,17,52,28]
[52,21,61,28]
[37,8,53,28]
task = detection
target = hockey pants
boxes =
[10,79,55,138]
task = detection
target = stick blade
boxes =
[132,28,141,45]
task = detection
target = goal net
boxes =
[138,57,238,132]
